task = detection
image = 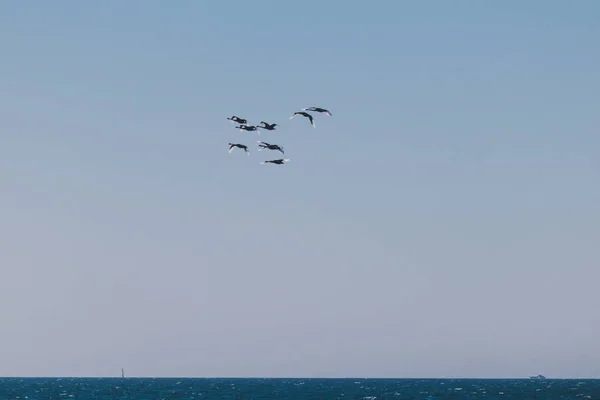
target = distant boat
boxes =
[530,375,546,380]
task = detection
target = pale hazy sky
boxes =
[1,1,599,378]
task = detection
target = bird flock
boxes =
[226,107,332,165]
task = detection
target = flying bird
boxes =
[228,143,249,155]
[289,111,315,127]
[236,124,260,135]
[227,116,247,124]
[260,158,290,165]
[301,107,332,116]
[257,121,278,130]
[257,141,284,154]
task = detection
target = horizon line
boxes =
[2,376,599,380]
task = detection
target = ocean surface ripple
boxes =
[0,378,598,400]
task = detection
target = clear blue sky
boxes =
[1,0,599,378]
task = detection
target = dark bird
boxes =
[228,143,249,155]
[302,107,332,116]
[227,116,247,124]
[289,111,315,127]
[257,140,284,154]
[260,158,290,165]
[236,124,260,135]
[257,121,278,130]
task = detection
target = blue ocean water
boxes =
[0,378,598,400]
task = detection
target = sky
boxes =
[1,0,599,379]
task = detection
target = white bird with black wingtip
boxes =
[257,141,284,154]
[302,107,332,116]
[260,158,290,165]
[289,111,315,127]
[228,143,250,155]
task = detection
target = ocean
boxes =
[0,378,598,400]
